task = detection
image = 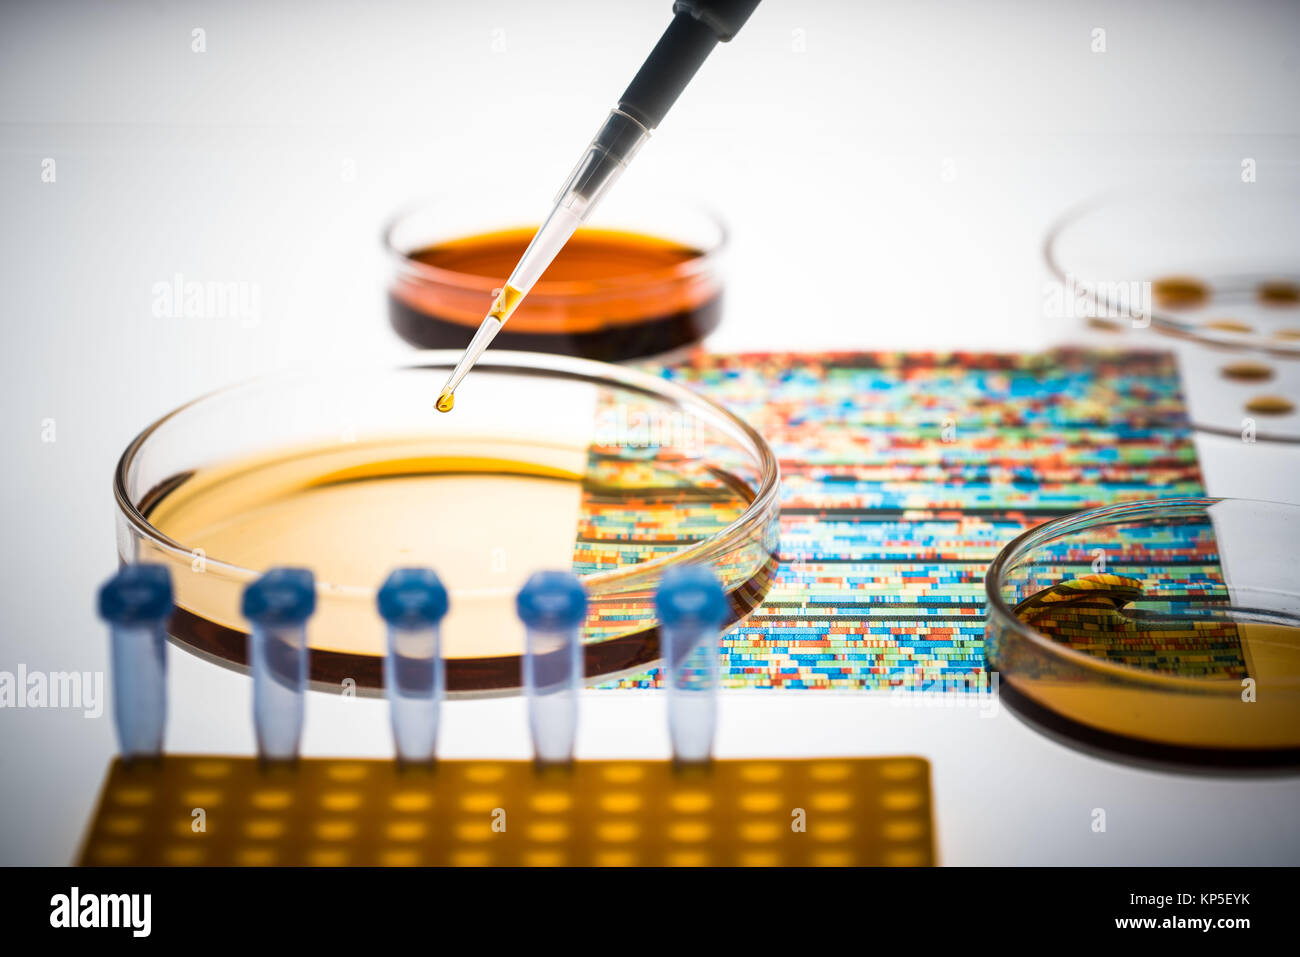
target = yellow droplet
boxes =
[390,791,432,813]
[1245,394,1296,415]
[881,789,923,812]
[600,792,642,814]
[524,851,565,867]
[668,821,711,843]
[812,820,853,842]
[320,791,363,812]
[236,847,276,866]
[380,849,421,866]
[189,760,232,779]
[883,819,926,842]
[595,851,637,867]
[309,849,349,867]
[811,791,852,812]
[1221,360,1274,382]
[602,763,645,784]
[739,791,782,813]
[884,848,928,867]
[667,850,708,867]
[1203,318,1253,334]
[451,850,491,866]
[102,816,144,837]
[740,763,782,783]
[528,821,569,843]
[879,760,922,781]
[597,821,639,843]
[436,391,455,413]
[456,822,494,843]
[460,792,501,814]
[91,844,134,865]
[740,851,781,867]
[316,820,357,841]
[463,764,507,783]
[813,851,854,867]
[387,820,426,842]
[164,845,206,866]
[244,819,285,840]
[113,787,154,807]
[740,821,781,843]
[670,791,713,814]
[326,763,369,782]
[251,790,293,811]
[809,761,852,782]
[1152,276,1209,310]
[531,792,572,814]
[1258,280,1300,306]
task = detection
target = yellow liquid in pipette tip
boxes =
[436,283,525,414]
[489,283,525,322]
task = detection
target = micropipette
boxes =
[98,564,173,760]
[655,565,728,764]
[436,0,761,411]
[242,567,315,762]
[517,570,589,765]
[377,568,449,764]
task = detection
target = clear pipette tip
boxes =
[98,563,173,760]
[656,566,728,765]
[517,570,589,766]
[436,314,504,411]
[242,567,315,762]
[377,568,449,764]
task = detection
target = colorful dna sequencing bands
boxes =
[578,350,1216,691]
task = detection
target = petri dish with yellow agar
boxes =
[113,352,780,695]
[986,497,1300,765]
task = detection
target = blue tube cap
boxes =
[242,568,316,626]
[378,568,449,627]
[655,566,728,628]
[516,571,588,631]
[98,564,174,626]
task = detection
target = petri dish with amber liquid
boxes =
[384,193,725,362]
[113,352,780,695]
[986,498,1300,767]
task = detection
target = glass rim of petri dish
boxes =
[380,191,730,299]
[985,495,1300,696]
[112,350,780,604]
[1042,178,1300,359]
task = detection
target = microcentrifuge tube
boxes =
[241,567,315,762]
[655,566,728,764]
[97,564,173,760]
[377,568,449,764]
[517,571,588,765]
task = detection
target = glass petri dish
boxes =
[1044,177,1300,442]
[986,497,1300,765]
[113,351,780,696]
[384,190,726,361]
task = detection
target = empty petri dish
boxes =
[113,352,780,695]
[986,498,1300,764]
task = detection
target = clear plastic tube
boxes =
[243,568,315,762]
[437,109,651,404]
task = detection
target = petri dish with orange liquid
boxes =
[384,192,726,362]
[986,497,1300,767]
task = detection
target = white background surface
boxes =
[2,0,1299,865]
